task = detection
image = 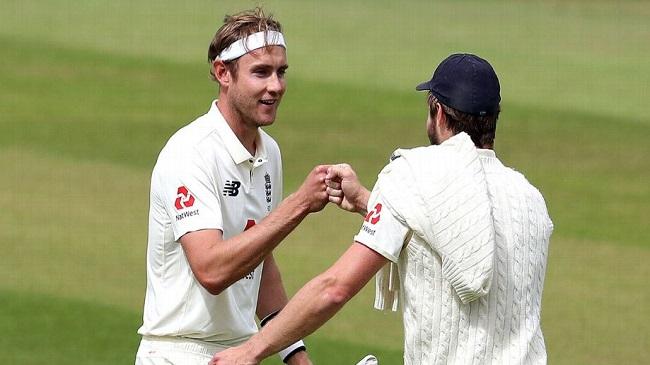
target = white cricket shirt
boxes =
[137,100,282,345]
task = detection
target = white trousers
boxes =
[135,336,228,365]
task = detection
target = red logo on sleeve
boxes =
[174,186,195,210]
[244,219,256,231]
[364,203,382,225]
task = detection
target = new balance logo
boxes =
[223,180,241,197]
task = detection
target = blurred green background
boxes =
[1,1,648,364]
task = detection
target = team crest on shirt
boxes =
[264,173,272,204]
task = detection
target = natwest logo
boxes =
[364,203,382,225]
[174,186,195,210]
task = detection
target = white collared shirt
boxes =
[138,100,283,345]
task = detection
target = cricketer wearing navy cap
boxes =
[416,53,502,148]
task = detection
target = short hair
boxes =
[428,92,501,148]
[208,7,283,82]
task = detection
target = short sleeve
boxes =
[354,188,410,263]
[155,154,223,241]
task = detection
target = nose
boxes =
[267,73,285,95]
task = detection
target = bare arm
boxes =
[255,255,313,365]
[210,243,389,364]
[256,254,288,319]
[181,165,329,295]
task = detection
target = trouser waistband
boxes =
[139,336,229,357]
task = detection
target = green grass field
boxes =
[1,1,649,364]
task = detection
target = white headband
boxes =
[218,30,286,61]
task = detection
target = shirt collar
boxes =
[477,148,506,169]
[477,148,496,158]
[207,100,268,166]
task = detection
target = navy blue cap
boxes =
[416,53,501,116]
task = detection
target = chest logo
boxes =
[174,186,195,210]
[264,173,272,203]
[223,180,241,197]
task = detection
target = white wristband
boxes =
[278,340,306,363]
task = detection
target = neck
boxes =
[216,99,257,155]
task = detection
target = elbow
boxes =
[318,276,354,309]
[203,282,227,296]
[194,270,229,296]
[323,289,351,308]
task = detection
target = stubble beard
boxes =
[428,126,441,145]
[230,90,274,130]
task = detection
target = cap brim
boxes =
[415,80,432,91]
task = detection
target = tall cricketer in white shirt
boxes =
[136,9,323,365]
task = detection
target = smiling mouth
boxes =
[259,99,276,106]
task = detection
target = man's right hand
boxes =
[294,165,330,213]
[325,164,370,215]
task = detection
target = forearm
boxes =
[247,244,387,361]
[208,244,387,365]
[218,193,310,284]
[248,271,349,361]
[183,193,311,294]
[256,255,289,319]
[257,257,313,365]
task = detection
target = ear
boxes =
[435,102,447,129]
[213,60,231,87]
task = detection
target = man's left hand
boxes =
[209,346,257,365]
[209,346,313,365]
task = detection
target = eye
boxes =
[252,68,270,77]
[251,66,271,77]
